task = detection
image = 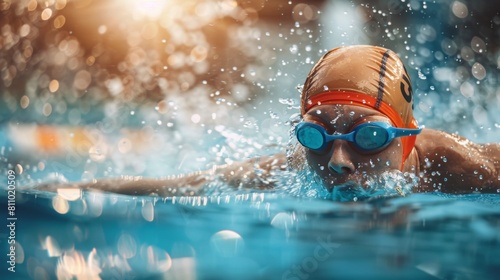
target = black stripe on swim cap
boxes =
[375,50,391,109]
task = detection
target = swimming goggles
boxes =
[295,121,422,153]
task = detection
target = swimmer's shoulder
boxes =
[414,128,500,192]
[415,128,468,153]
[414,128,474,173]
[415,128,499,159]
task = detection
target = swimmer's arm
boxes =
[37,154,288,196]
[483,142,500,189]
[415,129,500,193]
[216,153,288,189]
[35,173,206,196]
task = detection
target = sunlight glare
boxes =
[126,0,166,19]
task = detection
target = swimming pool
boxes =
[3,188,500,279]
[1,0,499,279]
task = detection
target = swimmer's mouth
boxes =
[329,174,413,201]
[330,181,370,202]
[325,175,368,192]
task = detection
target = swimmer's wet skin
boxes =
[36,45,500,198]
[36,155,288,196]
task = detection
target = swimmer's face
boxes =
[302,105,404,192]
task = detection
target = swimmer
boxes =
[38,45,500,196]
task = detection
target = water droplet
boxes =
[191,114,201,124]
[279,98,291,105]
[471,62,486,80]
[296,84,304,92]
[20,95,30,109]
[15,164,23,174]
[89,145,107,162]
[81,171,94,182]
[41,8,53,21]
[117,233,137,259]
[418,70,427,80]
[471,36,486,54]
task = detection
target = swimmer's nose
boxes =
[328,141,355,174]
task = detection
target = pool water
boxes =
[2,189,500,279]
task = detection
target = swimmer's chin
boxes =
[322,179,375,202]
[328,182,369,202]
[323,178,368,193]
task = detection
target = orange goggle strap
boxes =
[304,91,418,170]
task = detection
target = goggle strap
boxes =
[305,91,404,127]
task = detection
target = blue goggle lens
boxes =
[296,125,324,150]
[354,125,389,150]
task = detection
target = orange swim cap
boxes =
[300,45,418,169]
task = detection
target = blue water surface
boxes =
[2,188,500,279]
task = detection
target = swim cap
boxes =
[300,45,418,168]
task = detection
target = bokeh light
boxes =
[1,1,499,278]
